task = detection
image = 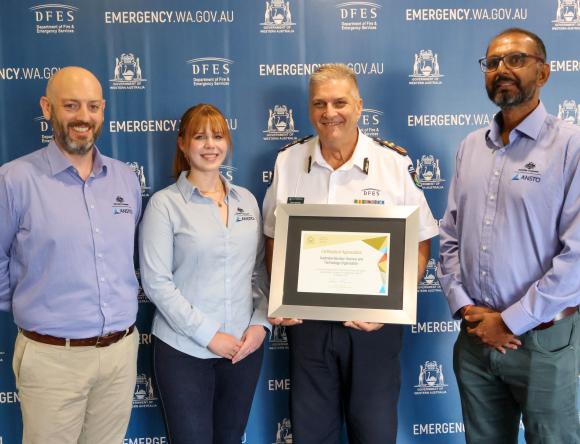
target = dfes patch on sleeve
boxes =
[408,165,422,189]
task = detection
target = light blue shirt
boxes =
[0,141,141,338]
[438,102,580,335]
[139,171,270,359]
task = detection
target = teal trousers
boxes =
[453,311,580,444]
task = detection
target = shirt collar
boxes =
[176,170,240,202]
[311,129,368,172]
[46,140,109,177]
[486,101,547,149]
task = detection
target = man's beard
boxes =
[51,117,102,155]
[486,74,536,110]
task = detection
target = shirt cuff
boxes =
[250,310,272,332]
[191,317,221,348]
[501,301,538,336]
[446,286,475,319]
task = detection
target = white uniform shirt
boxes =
[263,131,439,241]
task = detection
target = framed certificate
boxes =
[268,204,419,324]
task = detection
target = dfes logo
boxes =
[219,164,236,182]
[187,57,232,87]
[34,116,52,144]
[336,2,381,31]
[359,108,382,138]
[30,4,77,34]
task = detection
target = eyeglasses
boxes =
[478,52,545,73]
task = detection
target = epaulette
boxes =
[372,137,408,156]
[267,135,314,186]
[278,135,314,152]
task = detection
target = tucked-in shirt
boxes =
[263,131,439,242]
[138,171,270,359]
[438,102,580,335]
[0,141,141,338]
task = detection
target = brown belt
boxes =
[533,307,578,331]
[21,325,135,348]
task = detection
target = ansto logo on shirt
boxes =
[235,208,256,222]
[112,195,133,215]
[511,162,542,183]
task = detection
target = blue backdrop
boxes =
[1,1,579,443]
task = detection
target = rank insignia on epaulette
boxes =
[373,137,408,156]
[408,165,422,189]
[278,135,314,152]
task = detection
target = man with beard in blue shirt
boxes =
[439,28,580,443]
[0,67,140,444]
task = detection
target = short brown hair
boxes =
[173,104,232,179]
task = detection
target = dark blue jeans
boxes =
[153,336,264,444]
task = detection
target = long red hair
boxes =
[173,104,232,179]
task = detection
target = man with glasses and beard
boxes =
[0,66,141,443]
[439,28,580,443]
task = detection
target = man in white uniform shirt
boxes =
[263,64,438,444]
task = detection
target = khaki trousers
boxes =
[12,329,139,444]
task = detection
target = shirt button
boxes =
[90,205,95,209]
[100,277,105,282]
[95,228,100,233]
[481,245,487,251]
[97,253,103,259]
[481,271,487,276]
[485,220,491,225]
[485,297,491,303]
[489,195,495,201]
[494,170,500,176]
